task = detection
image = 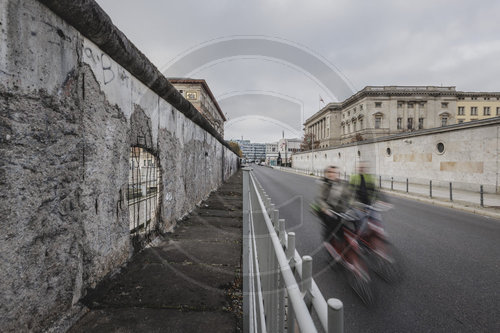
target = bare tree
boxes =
[300,133,320,151]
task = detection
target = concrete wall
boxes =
[0,1,238,331]
[292,119,500,193]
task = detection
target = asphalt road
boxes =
[251,165,500,333]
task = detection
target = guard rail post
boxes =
[285,232,297,332]
[449,182,453,201]
[301,256,313,308]
[406,178,409,193]
[278,265,285,333]
[430,180,432,198]
[379,176,382,189]
[279,219,286,246]
[287,302,296,333]
[270,244,279,332]
[286,232,296,264]
[480,185,484,207]
[272,209,279,232]
[391,177,394,190]
[328,299,344,333]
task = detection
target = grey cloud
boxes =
[95,0,500,142]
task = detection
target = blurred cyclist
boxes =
[350,161,376,206]
[315,166,351,245]
[349,161,384,234]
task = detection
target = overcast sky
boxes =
[95,0,500,143]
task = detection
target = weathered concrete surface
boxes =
[67,308,237,333]
[0,0,238,331]
[38,0,228,146]
[293,118,500,193]
[69,171,243,332]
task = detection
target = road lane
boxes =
[251,165,500,333]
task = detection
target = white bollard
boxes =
[272,209,279,231]
[286,232,296,263]
[278,219,286,246]
[328,298,344,333]
[301,256,313,302]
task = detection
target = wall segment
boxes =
[0,0,238,331]
[293,118,500,192]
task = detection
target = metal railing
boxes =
[243,167,343,333]
[271,167,497,208]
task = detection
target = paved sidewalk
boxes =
[69,171,243,333]
[272,166,500,220]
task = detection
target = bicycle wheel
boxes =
[346,253,374,305]
[369,239,403,284]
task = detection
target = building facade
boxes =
[304,103,342,148]
[305,86,466,146]
[278,138,302,166]
[265,142,279,166]
[233,140,266,162]
[169,78,226,136]
[456,92,500,123]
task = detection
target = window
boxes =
[441,117,448,127]
[397,117,402,129]
[375,102,382,108]
[375,116,382,129]
[386,147,391,156]
[497,107,500,115]
[419,102,425,107]
[458,97,464,100]
[458,119,464,124]
[418,117,424,129]
[471,97,478,100]
[408,103,414,109]
[483,106,491,115]
[441,102,448,108]
[471,106,478,115]
[436,142,445,154]
[186,91,198,100]
[397,102,404,108]
[360,119,363,129]
[360,104,364,110]
[407,117,413,130]
[348,111,350,116]
[484,97,490,100]
[458,106,465,115]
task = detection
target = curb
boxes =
[380,190,500,220]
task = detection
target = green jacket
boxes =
[349,173,376,205]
